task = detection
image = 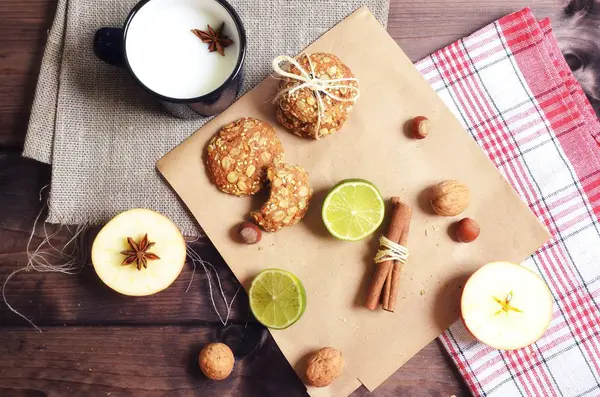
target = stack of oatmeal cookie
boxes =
[275,53,359,140]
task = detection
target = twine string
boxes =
[186,244,241,327]
[374,236,409,264]
[2,187,90,333]
[272,54,360,138]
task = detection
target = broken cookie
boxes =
[251,162,313,232]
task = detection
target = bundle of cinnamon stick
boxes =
[364,197,412,312]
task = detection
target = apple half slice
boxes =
[461,262,553,350]
[92,208,187,296]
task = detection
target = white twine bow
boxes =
[272,54,360,139]
[374,236,409,264]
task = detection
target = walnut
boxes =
[430,180,470,216]
[198,343,234,380]
[305,347,344,387]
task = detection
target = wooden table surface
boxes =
[0,1,563,396]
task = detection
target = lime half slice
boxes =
[249,269,307,329]
[322,179,385,241]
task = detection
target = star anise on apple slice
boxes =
[191,23,234,56]
[120,234,160,271]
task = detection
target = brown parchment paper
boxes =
[157,7,550,396]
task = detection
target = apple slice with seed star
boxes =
[461,262,553,350]
[92,209,186,296]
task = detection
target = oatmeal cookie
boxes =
[251,163,313,232]
[276,105,351,140]
[277,53,357,124]
[206,117,284,196]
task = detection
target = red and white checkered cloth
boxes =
[416,8,600,397]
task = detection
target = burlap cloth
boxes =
[23,0,389,236]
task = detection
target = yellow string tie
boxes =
[374,236,409,264]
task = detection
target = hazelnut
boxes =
[305,347,344,387]
[430,180,470,216]
[198,342,234,380]
[412,116,430,139]
[456,218,480,243]
[237,221,262,244]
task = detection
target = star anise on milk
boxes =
[191,23,234,56]
[120,234,160,271]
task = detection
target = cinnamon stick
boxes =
[382,266,393,308]
[364,197,411,310]
[383,206,412,312]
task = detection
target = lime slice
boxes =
[322,179,385,241]
[249,269,307,329]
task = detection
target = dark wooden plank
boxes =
[0,324,306,397]
[0,153,250,326]
[0,326,466,397]
[0,153,50,233]
[0,246,251,327]
[0,0,58,148]
[354,340,469,397]
[389,1,563,62]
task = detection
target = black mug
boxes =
[93,0,246,117]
